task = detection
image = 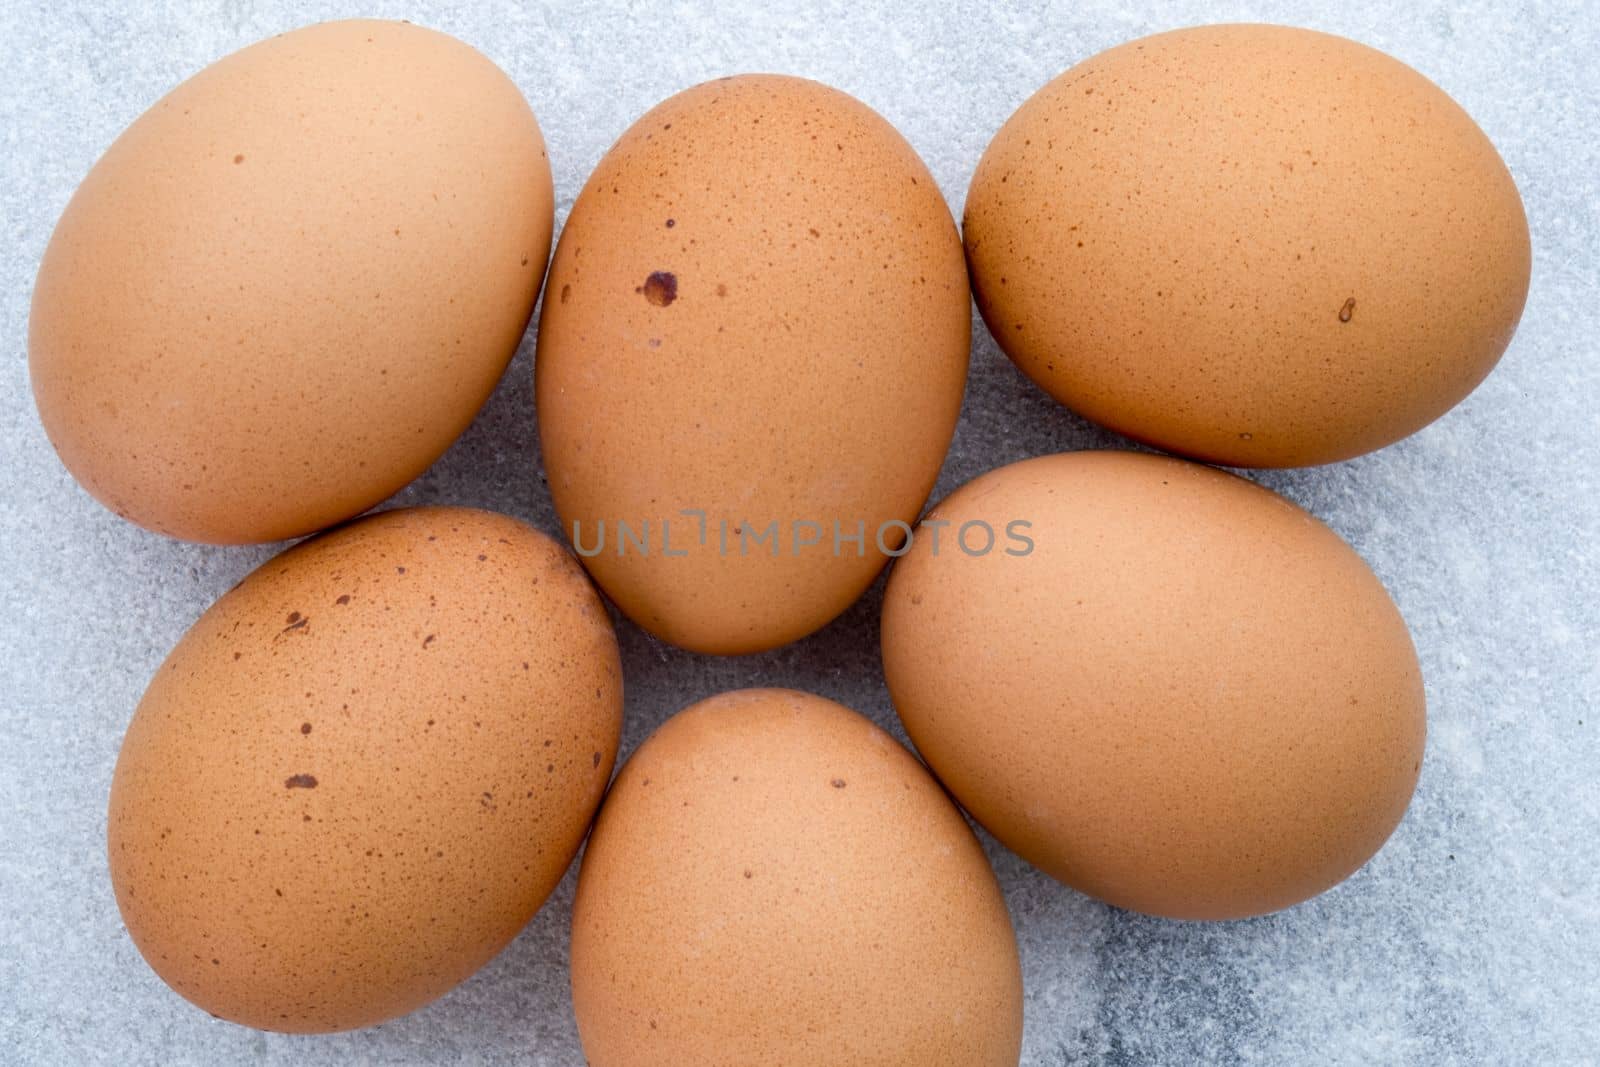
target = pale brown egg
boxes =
[570,688,1023,1065]
[881,451,1426,920]
[30,20,554,543]
[964,24,1531,467]
[108,507,622,1031]
[536,75,969,655]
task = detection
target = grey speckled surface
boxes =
[2,1,1596,1064]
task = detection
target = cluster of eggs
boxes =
[30,18,1528,1062]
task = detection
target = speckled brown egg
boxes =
[570,688,1022,1065]
[881,451,1426,920]
[29,20,554,543]
[536,75,969,655]
[964,24,1531,467]
[107,507,621,1031]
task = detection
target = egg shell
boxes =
[108,507,622,1032]
[881,451,1426,920]
[536,75,969,654]
[963,24,1531,467]
[570,688,1023,1066]
[29,20,554,543]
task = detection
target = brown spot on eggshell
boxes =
[284,774,318,789]
[639,271,677,306]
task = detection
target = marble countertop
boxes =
[2,1,1595,1063]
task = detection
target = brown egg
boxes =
[964,24,1531,467]
[536,75,969,655]
[108,508,622,1031]
[570,689,1023,1065]
[881,451,1426,920]
[30,20,554,543]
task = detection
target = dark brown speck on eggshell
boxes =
[639,270,678,306]
[106,506,623,1032]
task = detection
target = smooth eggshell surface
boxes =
[964,24,1531,467]
[536,75,970,654]
[881,451,1426,920]
[570,688,1023,1066]
[30,20,554,543]
[108,507,622,1031]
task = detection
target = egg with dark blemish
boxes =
[535,75,970,654]
[107,507,622,1032]
[570,689,1022,1065]
[28,20,554,543]
[963,24,1531,467]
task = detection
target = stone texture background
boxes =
[1,1,1595,1063]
